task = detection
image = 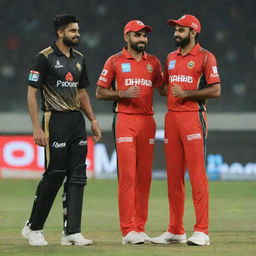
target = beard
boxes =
[175,35,190,47]
[63,36,80,47]
[130,40,147,52]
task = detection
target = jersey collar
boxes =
[51,42,75,57]
[122,47,148,60]
[176,43,201,56]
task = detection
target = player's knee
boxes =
[68,164,87,186]
[44,169,67,186]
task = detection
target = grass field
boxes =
[0,179,255,256]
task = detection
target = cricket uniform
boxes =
[27,42,89,234]
[164,43,220,234]
[97,47,163,235]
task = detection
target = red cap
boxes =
[124,20,152,34]
[168,14,201,33]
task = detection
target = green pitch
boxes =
[0,179,255,256]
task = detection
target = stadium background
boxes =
[0,0,256,180]
[0,1,256,255]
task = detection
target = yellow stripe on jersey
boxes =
[44,111,51,169]
[40,47,54,58]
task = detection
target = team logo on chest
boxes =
[147,64,153,73]
[76,62,82,72]
[121,63,131,72]
[187,61,195,69]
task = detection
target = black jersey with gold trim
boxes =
[28,43,90,111]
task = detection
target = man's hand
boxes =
[33,127,48,147]
[91,120,102,142]
[171,84,187,98]
[119,85,140,98]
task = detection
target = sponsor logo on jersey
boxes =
[101,69,108,76]
[99,76,107,82]
[55,60,64,68]
[116,137,133,143]
[168,60,176,70]
[212,66,218,73]
[56,81,79,88]
[29,70,40,82]
[79,140,87,146]
[121,63,131,72]
[52,142,66,148]
[187,133,201,141]
[125,78,152,87]
[56,72,79,88]
[76,62,82,72]
[169,75,193,83]
[66,72,73,81]
[187,61,195,69]
[147,64,153,73]
[210,66,219,77]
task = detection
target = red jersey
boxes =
[97,48,163,115]
[164,43,220,112]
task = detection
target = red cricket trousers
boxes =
[114,113,156,236]
[164,111,209,234]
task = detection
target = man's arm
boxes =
[96,85,140,100]
[172,83,221,100]
[157,84,168,96]
[79,88,102,142]
[27,85,48,146]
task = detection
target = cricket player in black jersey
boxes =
[21,14,101,246]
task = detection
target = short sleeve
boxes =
[153,58,164,88]
[96,57,115,89]
[79,57,90,89]
[203,52,221,85]
[164,57,169,84]
[28,53,48,88]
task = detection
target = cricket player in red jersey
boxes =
[96,20,163,244]
[151,15,221,246]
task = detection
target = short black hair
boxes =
[53,14,79,37]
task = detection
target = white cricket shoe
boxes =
[21,221,31,239]
[21,221,48,246]
[151,232,187,244]
[61,232,93,246]
[137,232,152,243]
[187,232,210,246]
[122,231,144,244]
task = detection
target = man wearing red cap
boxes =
[96,20,163,244]
[151,14,221,246]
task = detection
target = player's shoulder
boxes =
[199,46,216,58]
[106,51,123,63]
[166,50,177,59]
[73,48,84,57]
[39,46,54,58]
[146,53,160,61]
[110,51,123,60]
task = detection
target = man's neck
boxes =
[180,41,197,56]
[55,39,71,57]
[127,46,143,61]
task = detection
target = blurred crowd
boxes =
[1,0,255,112]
